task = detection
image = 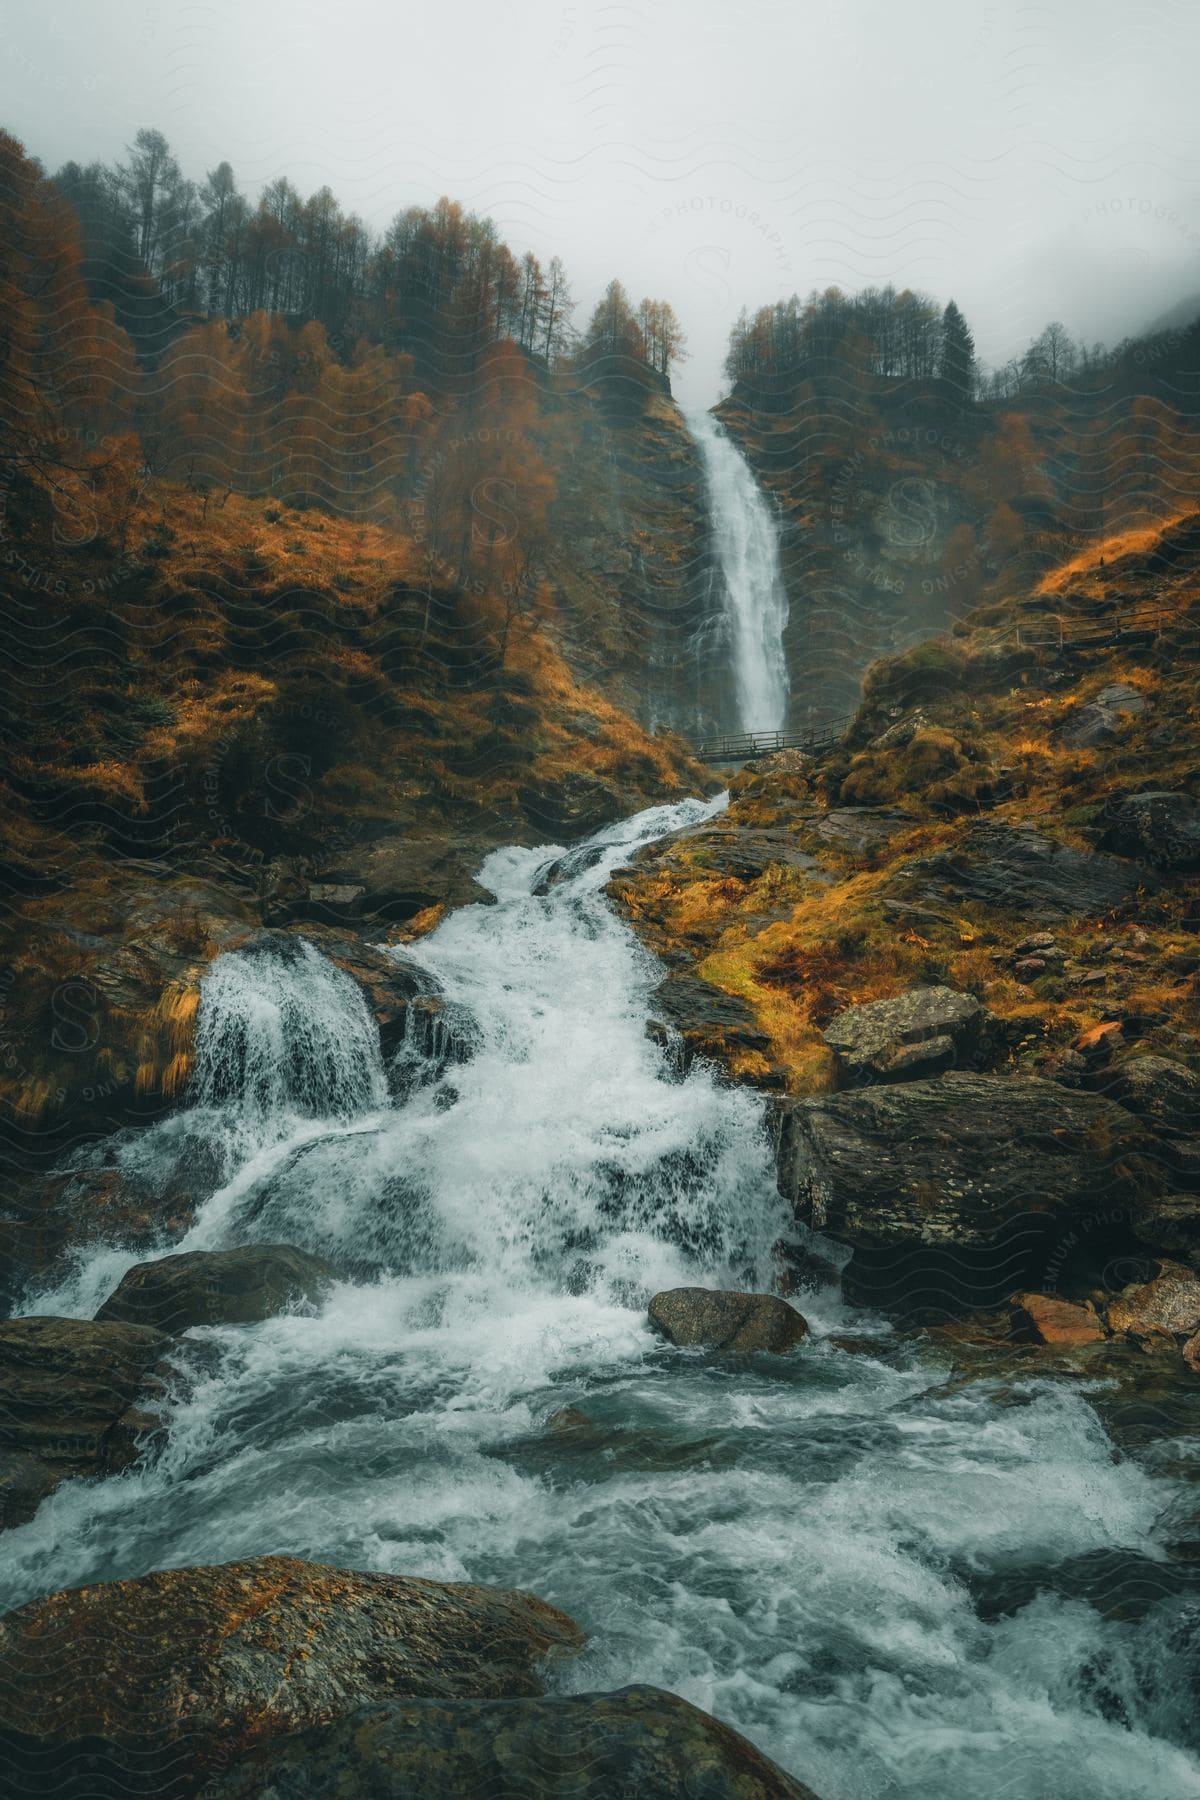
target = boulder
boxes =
[296,833,496,923]
[94,1244,337,1334]
[0,1161,208,1314]
[1010,1293,1105,1346]
[1059,683,1146,749]
[771,1073,1164,1313]
[1131,1194,1200,1267]
[0,1316,171,1503]
[1100,790,1200,872]
[0,1450,61,1530]
[822,985,995,1086]
[1091,1055,1200,1137]
[518,771,627,841]
[208,1686,821,1800]
[647,972,776,1079]
[1107,1260,1200,1338]
[887,822,1155,920]
[0,1556,585,1794]
[648,1288,808,1353]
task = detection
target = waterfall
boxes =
[688,408,790,733]
[192,935,387,1123]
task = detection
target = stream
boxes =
[7,795,1200,1800]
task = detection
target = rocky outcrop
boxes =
[0,1316,171,1522]
[771,1073,1164,1313]
[208,1685,822,1800]
[1099,790,1200,871]
[822,985,996,1086]
[886,822,1155,920]
[517,768,665,843]
[0,868,255,1150]
[1059,683,1146,748]
[276,833,497,924]
[94,1245,337,1334]
[649,1288,808,1353]
[647,972,777,1080]
[0,1557,585,1794]
[1092,1054,1200,1137]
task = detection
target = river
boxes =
[8,793,1199,1799]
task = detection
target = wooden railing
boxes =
[692,719,854,764]
[689,604,1174,764]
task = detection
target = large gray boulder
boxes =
[771,1073,1164,1313]
[822,985,995,1086]
[649,1288,808,1353]
[0,1557,585,1795]
[773,1074,1159,1251]
[209,1686,822,1799]
[94,1244,337,1334]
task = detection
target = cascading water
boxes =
[7,798,1200,1799]
[689,408,790,733]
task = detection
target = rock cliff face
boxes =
[545,390,721,735]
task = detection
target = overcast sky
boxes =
[3,0,1199,407]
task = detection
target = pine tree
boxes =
[940,300,975,399]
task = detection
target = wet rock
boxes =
[648,1287,808,1352]
[295,833,497,923]
[1010,1293,1106,1346]
[0,868,254,1147]
[1091,1054,1200,1137]
[94,1245,337,1334]
[208,1685,822,1800]
[1107,1260,1200,1338]
[648,971,777,1080]
[1060,683,1146,749]
[0,1449,60,1530]
[822,985,995,1087]
[676,826,822,881]
[0,1556,585,1794]
[887,822,1155,921]
[771,1073,1163,1314]
[0,1316,171,1506]
[0,1160,206,1313]
[1100,790,1200,872]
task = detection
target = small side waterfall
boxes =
[192,935,386,1122]
[688,409,790,733]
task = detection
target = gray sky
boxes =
[3,0,1199,406]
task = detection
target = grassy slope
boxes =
[610,512,1200,1091]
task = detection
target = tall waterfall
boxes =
[689,409,789,733]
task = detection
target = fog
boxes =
[3,0,1198,405]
